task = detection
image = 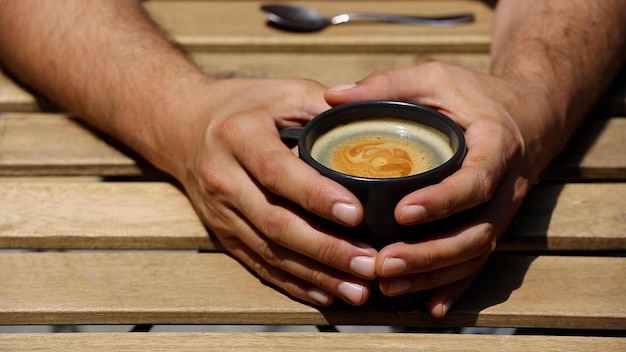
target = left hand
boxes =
[325,62,544,317]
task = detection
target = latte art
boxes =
[332,137,428,178]
[311,118,454,178]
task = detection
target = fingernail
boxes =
[307,288,331,306]
[400,205,427,223]
[387,278,411,296]
[381,257,407,276]
[350,256,376,278]
[332,202,358,226]
[338,282,365,305]
[433,299,453,318]
[328,83,356,92]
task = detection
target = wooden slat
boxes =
[0,252,623,329]
[543,117,626,180]
[0,71,36,112]
[145,1,493,53]
[194,52,491,85]
[1,332,624,352]
[3,53,623,116]
[1,113,625,179]
[0,53,490,112]
[0,113,151,176]
[0,181,214,250]
[1,1,624,114]
[499,183,626,251]
[1,181,624,251]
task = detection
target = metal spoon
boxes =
[260,5,474,32]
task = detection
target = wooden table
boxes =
[1,1,624,351]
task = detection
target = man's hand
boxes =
[173,77,379,307]
[325,63,539,317]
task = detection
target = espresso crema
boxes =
[310,118,453,178]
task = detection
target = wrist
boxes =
[492,70,568,179]
[132,72,217,179]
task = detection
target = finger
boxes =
[378,251,488,297]
[225,236,337,306]
[427,276,477,318]
[228,113,365,228]
[325,69,415,105]
[185,165,336,307]
[226,234,372,306]
[324,63,450,108]
[232,168,378,280]
[395,120,516,224]
[213,194,373,305]
[269,80,331,128]
[376,218,494,278]
[194,147,378,280]
[197,172,373,307]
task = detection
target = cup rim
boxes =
[299,100,466,183]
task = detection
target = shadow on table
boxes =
[319,179,565,327]
[498,184,565,251]
[542,117,612,181]
[317,254,535,328]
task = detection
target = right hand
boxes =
[164,77,379,307]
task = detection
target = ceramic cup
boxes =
[281,100,466,250]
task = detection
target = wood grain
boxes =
[144,1,493,53]
[0,53,490,112]
[0,181,212,250]
[1,113,624,180]
[1,181,624,251]
[0,114,150,176]
[1,332,623,352]
[0,1,623,342]
[543,118,626,180]
[0,253,623,329]
[499,183,626,251]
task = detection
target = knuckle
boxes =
[417,248,438,272]
[199,166,233,197]
[307,269,328,289]
[423,61,452,77]
[301,182,328,213]
[478,224,497,253]
[251,259,273,283]
[435,182,457,215]
[256,238,283,267]
[369,69,396,85]
[439,193,455,215]
[215,116,244,146]
[314,236,343,267]
[259,208,292,244]
[465,223,496,257]
[475,168,497,202]
[256,150,288,193]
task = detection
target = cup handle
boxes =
[279,127,302,149]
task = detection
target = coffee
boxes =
[310,118,453,178]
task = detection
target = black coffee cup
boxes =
[281,101,466,250]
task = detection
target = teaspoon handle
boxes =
[332,13,474,26]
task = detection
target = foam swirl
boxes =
[332,138,428,178]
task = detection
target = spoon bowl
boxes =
[261,5,474,32]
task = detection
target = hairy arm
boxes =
[0,0,378,307]
[490,0,626,177]
[325,0,626,317]
[0,0,207,175]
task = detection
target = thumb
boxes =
[324,63,450,107]
[325,67,435,107]
[325,71,404,106]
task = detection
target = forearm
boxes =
[490,0,626,172]
[0,0,210,175]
